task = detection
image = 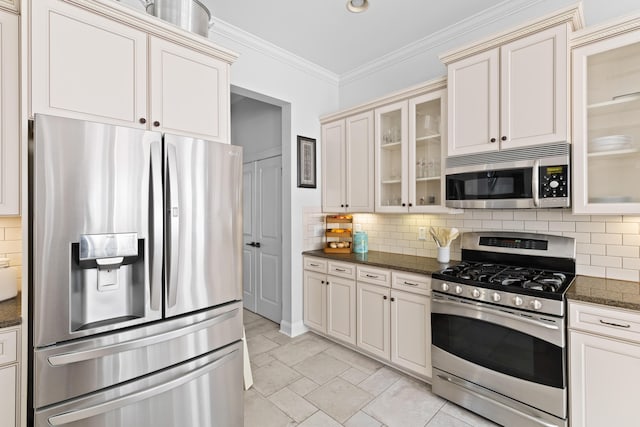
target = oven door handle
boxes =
[431,295,563,347]
[432,296,558,330]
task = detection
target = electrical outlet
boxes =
[418,226,427,240]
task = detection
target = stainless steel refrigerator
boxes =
[29,114,244,426]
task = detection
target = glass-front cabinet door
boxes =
[573,28,640,214]
[375,89,449,213]
[375,101,408,212]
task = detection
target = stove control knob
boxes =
[471,289,481,298]
[454,285,463,295]
[441,283,450,292]
[492,293,501,302]
[531,300,543,310]
[513,296,524,306]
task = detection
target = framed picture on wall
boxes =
[297,136,316,188]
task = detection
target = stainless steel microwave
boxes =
[445,143,570,209]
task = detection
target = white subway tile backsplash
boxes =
[300,209,640,282]
[606,268,639,282]
[591,233,623,245]
[576,222,605,233]
[607,245,639,258]
[591,255,622,268]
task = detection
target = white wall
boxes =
[339,0,640,109]
[231,97,282,163]
[207,30,339,337]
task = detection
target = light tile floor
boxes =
[243,310,499,427]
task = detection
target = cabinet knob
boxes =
[139,118,147,124]
[326,281,330,285]
[408,203,413,207]
[490,138,496,143]
[345,204,349,208]
[341,204,345,208]
[321,280,325,284]
[501,136,507,141]
[383,295,388,300]
[153,121,161,127]
[390,297,395,302]
[402,203,406,207]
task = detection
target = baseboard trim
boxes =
[279,319,308,337]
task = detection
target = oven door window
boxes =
[446,168,533,200]
[432,313,564,388]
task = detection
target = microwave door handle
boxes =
[149,140,162,311]
[532,159,540,207]
[166,143,180,308]
[47,349,240,426]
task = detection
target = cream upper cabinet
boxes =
[31,0,148,128]
[31,0,234,142]
[321,111,374,213]
[569,301,640,427]
[447,25,569,156]
[0,9,19,215]
[375,89,449,213]
[572,23,640,214]
[149,36,229,142]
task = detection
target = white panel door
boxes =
[345,111,374,212]
[356,282,390,360]
[150,36,229,142]
[242,163,256,311]
[327,276,356,345]
[322,120,346,212]
[569,330,640,427]
[242,157,282,323]
[31,0,147,127]
[447,49,500,156]
[0,10,18,215]
[390,290,431,378]
[303,271,326,333]
[500,25,567,149]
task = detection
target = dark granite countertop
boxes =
[302,250,449,276]
[0,293,21,328]
[567,276,640,312]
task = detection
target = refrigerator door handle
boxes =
[149,140,163,311]
[166,143,180,308]
[47,308,239,366]
[47,348,240,426]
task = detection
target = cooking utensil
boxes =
[140,0,213,37]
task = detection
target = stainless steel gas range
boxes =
[431,231,576,427]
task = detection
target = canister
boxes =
[0,258,17,302]
[353,231,368,253]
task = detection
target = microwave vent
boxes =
[446,143,570,169]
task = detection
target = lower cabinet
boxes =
[304,256,432,379]
[569,301,640,427]
[303,258,357,346]
[0,327,19,427]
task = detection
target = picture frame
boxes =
[297,136,317,188]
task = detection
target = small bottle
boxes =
[0,258,17,302]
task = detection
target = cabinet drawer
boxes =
[328,261,356,279]
[357,265,390,287]
[0,329,17,366]
[569,301,640,343]
[304,257,328,274]
[392,271,431,296]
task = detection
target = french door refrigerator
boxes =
[29,114,244,427]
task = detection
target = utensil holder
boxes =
[437,246,450,263]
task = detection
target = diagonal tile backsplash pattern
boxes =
[304,208,640,282]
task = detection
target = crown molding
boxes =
[209,17,340,86]
[340,0,553,84]
[571,10,640,48]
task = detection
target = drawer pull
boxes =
[309,263,320,267]
[403,281,419,286]
[365,274,379,278]
[335,268,347,272]
[599,319,631,329]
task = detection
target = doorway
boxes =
[231,90,284,324]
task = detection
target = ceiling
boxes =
[201,0,517,76]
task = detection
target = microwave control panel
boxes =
[539,165,568,198]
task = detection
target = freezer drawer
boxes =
[35,341,243,427]
[35,301,242,408]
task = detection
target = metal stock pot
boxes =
[141,0,213,37]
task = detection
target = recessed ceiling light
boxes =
[346,0,369,13]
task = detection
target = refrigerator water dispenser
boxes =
[70,233,145,332]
